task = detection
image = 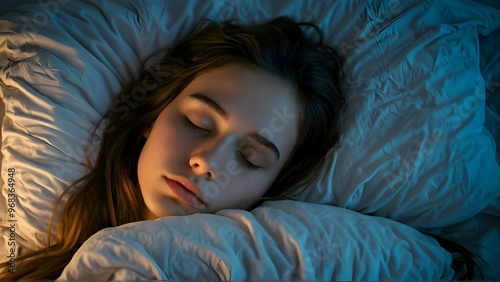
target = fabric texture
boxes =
[59,201,453,281]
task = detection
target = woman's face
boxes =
[138,63,298,219]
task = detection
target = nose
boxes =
[189,136,234,180]
[189,135,236,180]
[189,155,216,180]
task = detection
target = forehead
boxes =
[184,63,293,100]
[178,63,298,158]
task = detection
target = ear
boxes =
[143,122,154,138]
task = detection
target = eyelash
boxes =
[183,115,261,170]
[238,151,261,170]
[183,116,210,132]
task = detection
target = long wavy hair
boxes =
[0,17,344,280]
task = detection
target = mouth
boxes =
[164,176,207,207]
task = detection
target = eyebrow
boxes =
[190,94,229,120]
[249,133,280,160]
[190,93,280,160]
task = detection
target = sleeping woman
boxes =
[0,16,480,281]
[0,17,344,279]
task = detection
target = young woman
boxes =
[0,17,344,279]
[0,16,480,281]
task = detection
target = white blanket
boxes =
[58,201,453,281]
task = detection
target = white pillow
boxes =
[292,0,500,228]
[0,0,499,272]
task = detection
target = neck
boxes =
[141,207,158,221]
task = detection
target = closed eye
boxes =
[237,151,261,170]
[183,116,210,132]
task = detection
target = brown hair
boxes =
[0,17,344,279]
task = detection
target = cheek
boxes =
[138,126,193,188]
[220,173,274,207]
[155,123,192,160]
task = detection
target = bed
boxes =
[1,0,499,280]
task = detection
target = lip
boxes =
[164,176,207,207]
